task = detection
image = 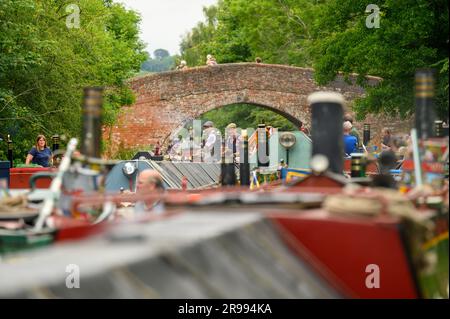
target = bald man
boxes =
[137,169,164,193]
[135,169,165,214]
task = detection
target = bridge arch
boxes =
[105,63,379,153]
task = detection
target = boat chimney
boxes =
[239,129,250,186]
[81,87,103,158]
[363,124,371,146]
[221,133,237,187]
[308,92,345,174]
[257,124,269,167]
[7,135,13,169]
[415,69,436,140]
[52,135,60,152]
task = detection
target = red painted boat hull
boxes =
[269,210,419,298]
[9,168,53,189]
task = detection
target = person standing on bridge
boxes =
[176,60,188,70]
[206,54,218,66]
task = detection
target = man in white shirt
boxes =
[202,121,219,163]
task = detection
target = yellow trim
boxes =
[415,77,435,83]
[416,92,435,98]
[422,231,449,251]
[286,171,309,183]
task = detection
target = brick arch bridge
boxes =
[105,63,390,155]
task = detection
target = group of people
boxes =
[342,114,411,161]
[176,55,263,70]
[21,118,405,169]
[21,134,166,216]
[176,54,218,70]
[167,121,243,163]
[342,115,360,157]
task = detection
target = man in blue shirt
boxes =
[343,121,358,157]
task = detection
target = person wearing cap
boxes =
[225,123,241,162]
[343,121,358,157]
[202,121,218,162]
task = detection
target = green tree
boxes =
[180,0,313,66]
[180,0,449,120]
[310,0,449,119]
[153,48,170,60]
[141,49,176,73]
[200,104,296,133]
[180,5,219,66]
[0,0,147,163]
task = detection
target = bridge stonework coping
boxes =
[103,63,413,157]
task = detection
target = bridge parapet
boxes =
[105,63,410,158]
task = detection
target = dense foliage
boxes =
[0,0,147,163]
[200,104,297,132]
[1,0,447,162]
[141,49,176,73]
[181,0,449,120]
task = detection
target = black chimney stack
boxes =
[308,92,345,174]
[52,135,60,152]
[415,69,436,140]
[239,130,250,186]
[363,124,371,146]
[81,87,103,158]
[221,138,236,187]
[257,124,269,167]
[7,135,13,169]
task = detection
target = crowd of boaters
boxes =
[20,116,449,169]
[165,116,449,166]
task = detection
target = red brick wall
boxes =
[104,63,412,157]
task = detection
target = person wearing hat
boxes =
[225,123,241,162]
[202,121,218,163]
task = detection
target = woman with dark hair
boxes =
[25,135,53,167]
[381,127,392,151]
